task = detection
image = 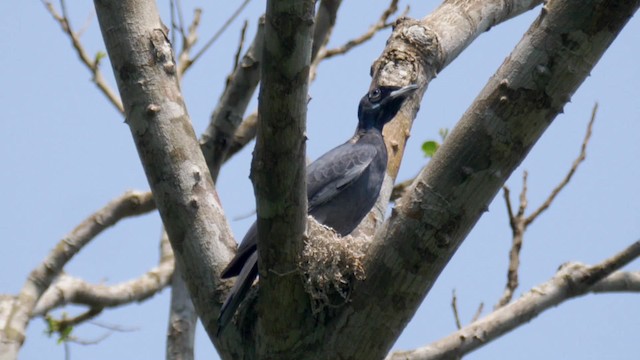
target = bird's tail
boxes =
[217,251,258,335]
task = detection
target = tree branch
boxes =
[328,1,638,358]
[0,191,154,358]
[180,0,252,74]
[166,266,197,360]
[387,240,640,360]
[497,106,597,307]
[200,18,265,182]
[320,0,400,60]
[310,0,401,82]
[41,0,124,113]
[251,1,314,357]
[93,0,237,354]
[525,103,597,225]
[496,172,528,308]
[175,8,203,78]
[33,232,174,316]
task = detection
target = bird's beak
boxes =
[389,84,419,100]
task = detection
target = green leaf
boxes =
[57,326,73,344]
[438,128,449,141]
[94,51,107,66]
[421,140,439,158]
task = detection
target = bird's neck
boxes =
[351,126,384,143]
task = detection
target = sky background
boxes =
[1,1,639,359]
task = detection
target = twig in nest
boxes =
[299,217,370,314]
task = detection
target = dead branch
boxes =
[387,240,640,360]
[496,105,598,308]
[182,0,252,74]
[525,103,598,225]
[319,0,402,60]
[41,0,123,113]
[450,290,462,330]
[309,0,403,81]
[176,8,203,77]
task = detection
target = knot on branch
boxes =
[299,216,369,314]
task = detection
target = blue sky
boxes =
[1,1,638,359]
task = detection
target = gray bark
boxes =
[252,0,315,358]
[93,0,237,357]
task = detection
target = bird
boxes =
[217,84,419,333]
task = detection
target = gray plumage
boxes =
[217,84,418,333]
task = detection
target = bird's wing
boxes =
[217,251,258,334]
[220,222,257,278]
[307,142,377,212]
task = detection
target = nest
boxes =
[298,216,370,314]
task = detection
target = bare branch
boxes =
[252,1,314,354]
[48,306,104,331]
[525,103,597,225]
[502,186,515,229]
[387,240,640,360]
[68,332,111,346]
[229,20,249,80]
[94,0,237,352]
[41,1,124,113]
[318,0,401,60]
[30,190,155,306]
[200,20,264,181]
[166,267,197,360]
[184,0,252,73]
[308,0,406,83]
[176,8,203,77]
[496,172,528,308]
[174,0,186,41]
[224,112,258,161]
[517,171,528,218]
[33,258,173,316]
[312,0,343,60]
[591,271,640,293]
[470,302,484,323]
[450,290,462,330]
[497,107,598,308]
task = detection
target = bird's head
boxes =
[357,84,418,131]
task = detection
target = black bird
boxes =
[218,84,418,332]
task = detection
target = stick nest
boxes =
[299,216,370,314]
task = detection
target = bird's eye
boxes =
[369,88,382,102]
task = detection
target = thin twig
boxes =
[227,20,249,87]
[170,0,177,46]
[41,0,124,114]
[175,0,186,41]
[471,302,484,323]
[68,332,112,345]
[88,320,139,332]
[185,0,252,72]
[450,289,462,330]
[502,186,516,230]
[56,307,104,330]
[224,112,259,161]
[388,240,640,360]
[496,108,598,308]
[176,8,203,77]
[517,171,528,218]
[319,0,402,60]
[525,103,598,225]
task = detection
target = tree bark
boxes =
[93,0,237,356]
[251,0,315,358]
